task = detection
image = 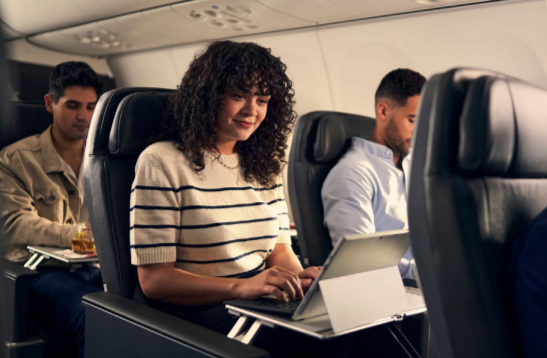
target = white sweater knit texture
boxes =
[130,141,291,278]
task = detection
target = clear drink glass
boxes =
[72,223,96,254]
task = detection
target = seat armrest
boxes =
[1,258,40,280]
[83,292,269,358]
[1,258,40,343]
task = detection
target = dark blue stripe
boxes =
[130,234,278,249]
[131,242,177,249]
[130,217,277,230]
[129,199,284,212]
[131,183,282,193]
[218,261,266,278]
[177,249,269,264]
[279,227,290,231]
[130,206,180,212]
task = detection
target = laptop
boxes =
[225,229,411,321]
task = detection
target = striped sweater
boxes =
[130,141,291,278]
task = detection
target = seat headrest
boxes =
[313,113,376,163]
[0,102,52,149]
[458,76,547,177]
[109,91,173,157]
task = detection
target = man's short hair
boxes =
[375,69,426,107]
[49,61,102,103]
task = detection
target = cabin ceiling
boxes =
[1,0,499,57]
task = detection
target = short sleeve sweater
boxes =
[130,141,291,278]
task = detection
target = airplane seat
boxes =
[288,111,375,266]
[408,68,547,358]
[0,101,78,357]
[0,101,52,149]
[83,88,268,358]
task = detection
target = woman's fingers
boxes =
[267,267,304,300]
[263,285,288,302]
[300,278,313,289]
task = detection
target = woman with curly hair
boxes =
[129,40,321,333]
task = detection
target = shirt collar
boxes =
[351,137,394,161]
[40,126,65,174]
[351,137,412,168]
[40,126,86,176]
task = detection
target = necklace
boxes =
[218,156,243,186]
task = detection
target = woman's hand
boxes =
[232,266,304,303]
[297,266,322,289]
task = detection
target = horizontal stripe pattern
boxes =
[130,234,278,249]
[131,183,282,193]
[129,198,285,212]
[130,142,291,277]
[177,249,270,264]
[130,216,277,230]
[218,261,266,278]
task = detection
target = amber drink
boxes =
[72,223,96,254]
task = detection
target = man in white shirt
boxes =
[321,68,426,279]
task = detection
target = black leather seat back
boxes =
[408,68,547,358]
[288,111,375,266]
[84,88,173,303]
[0,102,52,150]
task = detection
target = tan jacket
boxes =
[0,126,83,263]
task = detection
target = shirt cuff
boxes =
[131,247,177,265]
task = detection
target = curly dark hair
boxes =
[156,40,296,186]
[375,68,426,107]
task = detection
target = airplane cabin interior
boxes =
[1,0,547,358]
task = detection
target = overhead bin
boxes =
[326,0,490,17]
[26,0,494,57]
[0,0,182,35]
[257,0,491,23]
[1,22,21,40]
[256,0,363,23]
[28,0,314,56]
[327,0,428,16]
[414,0,484,6]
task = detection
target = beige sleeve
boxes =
[0,164,77,259]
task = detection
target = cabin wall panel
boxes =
[108,49,179,89]
[6,39,111,76]
[111,28,334,117]
[233,28,335,117]
[318,0,547,117]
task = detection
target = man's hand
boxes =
[297,266,322,289]
[232,266,304,302]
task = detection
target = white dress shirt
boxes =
[321,137,414,279]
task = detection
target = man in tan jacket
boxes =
[0,61,102,358]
